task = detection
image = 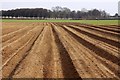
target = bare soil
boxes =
[1,22,120,79]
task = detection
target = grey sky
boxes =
[0,0,119,16]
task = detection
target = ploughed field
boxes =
[1,22,120,79]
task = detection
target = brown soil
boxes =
[1,22,120,79]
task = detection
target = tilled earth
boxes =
[1,22,120,79]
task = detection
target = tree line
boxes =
[1,6,115,20]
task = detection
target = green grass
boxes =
[2,19,119,25]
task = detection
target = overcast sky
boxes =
[0,0,119,16]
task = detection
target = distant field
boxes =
[2,19,119,25]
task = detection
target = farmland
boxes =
[1,22,120,79]
[2,19,119,25]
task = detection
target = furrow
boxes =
[2,26,35,47]
[61,25,119,66]
[2,25,44,78]
[2,26,29,43]
[42,25,55,78]
[61,25,119,78]
[79,24,120,33]
[64,25,119,58]
[2,22,119,79]
[65,25,120,49]
[2,22,35,36]
[92,25,120,33]
[12,24,62,78]
[50,25,64,78]
[2,24,24,36]
[52,24,81,78]
[52,23,118,78]
[75,24,119,35]
[2,26,42,64]
[12,25,46,78]
[70,25,119,42]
